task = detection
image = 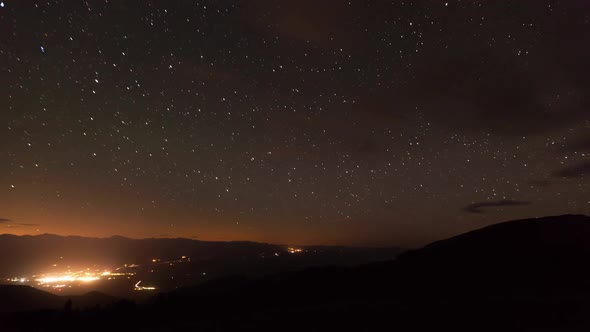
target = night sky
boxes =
[1,1,589,247]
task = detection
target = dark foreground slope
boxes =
[4,215,590,331]
[391,214,590,293]
[0,285,116,312]
[0,285,65,312]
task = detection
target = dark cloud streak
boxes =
[464,200,532,214]
[0,218,39,227]
[561,136,590,153]
[552,162,590,178]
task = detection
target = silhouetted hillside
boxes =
[164,214,590,300]
[3,215,590,331]
[404,214,590,259]
[0,285,116,313]
[391,214,590,295]
[0,285,64,312]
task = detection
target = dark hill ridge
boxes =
[147,214,590,331]
[171,214,590,299]
[401,213,590,254]
[393,214,590,289]
[412,214,590,254]
[0,285,63,312]
[0,285,116,313]
[4,215,590,331]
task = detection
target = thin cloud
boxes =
[0,218,39,227]
[561,136,590,153]
[552,162,590,178]
[463,200,532,214]
[526,180,551,187]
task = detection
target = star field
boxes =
[1,0,589,247]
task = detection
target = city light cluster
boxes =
[287,247,303,254]
[36,271,110,285]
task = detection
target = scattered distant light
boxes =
[134,280,156,291]
[40,46,45,53]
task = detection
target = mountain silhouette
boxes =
[3,215,590,331]
[0,234,400,278]
[390,214,590,295]
[165,214,590,299]
[0,285,115,313]
[146,214,590,331]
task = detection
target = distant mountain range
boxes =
[0,233,402,298]
[3,215,590,331]
[0,233,402,275]
[0,234,273,274]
